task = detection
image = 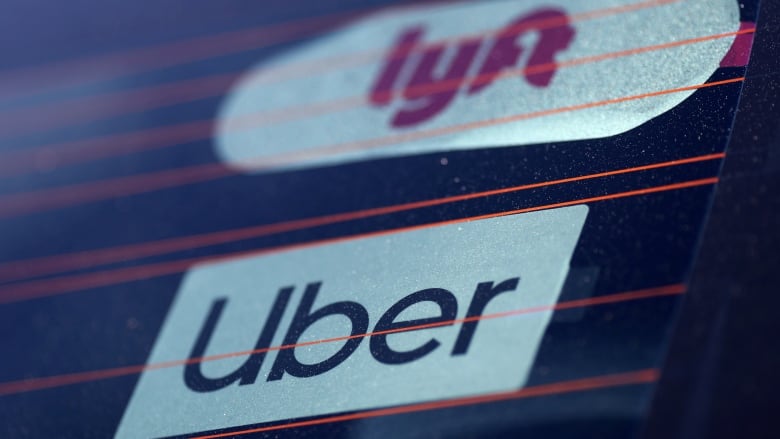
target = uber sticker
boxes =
[215,0,739,172]
[116,206,589,437]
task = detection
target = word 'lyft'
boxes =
[369,8,575,127]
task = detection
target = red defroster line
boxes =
[0,0,680,141]
[193,369,660,438]
[0,78,742,219]
[0,284,681,397]
[0,177,716,305]
[0,153,725,284]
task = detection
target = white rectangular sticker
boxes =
[116,205,588,438]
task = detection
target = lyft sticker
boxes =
[214,0,740,172]
[368,8,574,128]
[116,205,588,438]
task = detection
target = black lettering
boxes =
[370,288,458,364]
[451,277,520,355]
[184,287,292,392]
[267,282,369,380]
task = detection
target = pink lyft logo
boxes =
[214,0,741,173]
[370,8,575,127]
